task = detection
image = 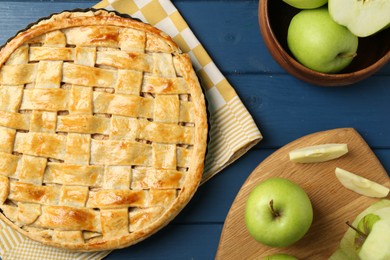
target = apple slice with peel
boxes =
[328,0,390,37]
[289,144,348,163]
[335,168,390,198]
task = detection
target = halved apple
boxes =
[335,168,389,198]
[328,0,390,37]
[358,208,390,260]
[329,199,390,260]
[289,144,348,163]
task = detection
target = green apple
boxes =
[329,0,390,37]
[287,7,358,73]
[283,0,327,9]
[261,253,298,260]
[329,199,390,260]
[245,177,313,247]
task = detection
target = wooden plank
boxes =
[174,148,390,224]
[175,0,282,74]
[0,1,388,260]
[175,0,390,75]
[0,1,388,75]
[228,74,390,148]
[0,2,92,45]
[105,223,223,259]
[374,149,390,174]
[107,147,390,258]
[174,149,273,223]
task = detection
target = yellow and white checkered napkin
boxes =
[0,0,262,259]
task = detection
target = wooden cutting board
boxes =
[216,128,390,259]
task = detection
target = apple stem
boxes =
[346,221,367,239]
[269,200,280,218]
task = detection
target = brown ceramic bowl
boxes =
[258,0,390,86]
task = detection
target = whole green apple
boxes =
[245,177,313,247]
[287,7,358,73]
[283,0,327,9]
[261,253,298,260]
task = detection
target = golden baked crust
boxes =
[0,9,207,251]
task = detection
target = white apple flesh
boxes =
[359,219,390,260]
[289,144,348,163]
[335,167,390,198]
[245,177,313,247]
[329,199,390,260]
[358,207,390,260]
[329,0,390,37]
[287,7,358,73]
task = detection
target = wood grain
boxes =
[216,128,390,260]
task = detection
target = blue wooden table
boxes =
[0,0,389,259]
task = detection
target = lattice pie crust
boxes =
[0,10,207,251]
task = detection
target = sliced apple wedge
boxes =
[328,0,390,37]
[335,168,390,198]
[289,144,348,163]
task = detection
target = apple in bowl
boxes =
[245,177,313,247]
[287,7,359,74]
[283,0,327,9]
[258,0,390,86]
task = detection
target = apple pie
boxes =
[0,9,208,251]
